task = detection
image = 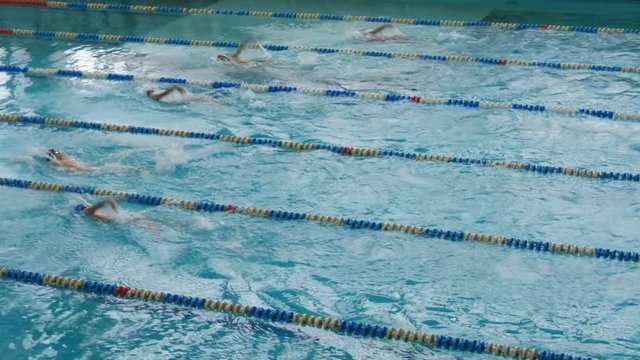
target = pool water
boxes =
[0,1,639,359]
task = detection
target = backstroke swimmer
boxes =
[46,148,90,171]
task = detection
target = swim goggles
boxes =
[47,148,62,161]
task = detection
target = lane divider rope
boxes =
[0,177,637,264]
[2,112,639,183]
[1,65,639,123]
[0,0,637,36]
[2,28,638,75]
[0,266,594,359]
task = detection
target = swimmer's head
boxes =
[217,54,231,62]
[74,203,87,213]
[47,148,63,161]
[146,89,155,97]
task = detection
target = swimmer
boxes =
[360,24,409,41]
[217,37,273,65]
[74,199,160,231]
[74,199,118,223]
[146,85,188,102]
[46,148,90,171]
[146,85,223,106]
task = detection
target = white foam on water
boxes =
[154,142,190,172]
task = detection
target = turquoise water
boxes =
[1,2,639,359]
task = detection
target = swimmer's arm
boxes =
[231,38,252,62]
[84,199,118,215]
[367,24,394,35]
[149,86,186,100]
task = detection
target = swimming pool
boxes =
[0,1,639,359]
